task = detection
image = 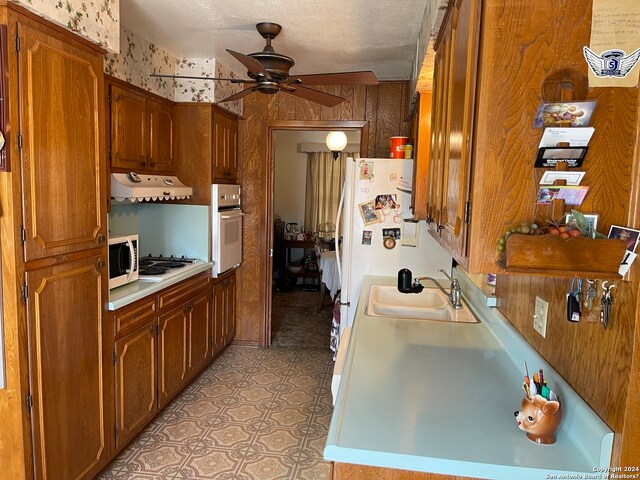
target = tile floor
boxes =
[99,289,335,480]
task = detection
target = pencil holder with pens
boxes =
[515,365,562,444]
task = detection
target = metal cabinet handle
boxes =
[96,258,105,270]
[97,234,106,245]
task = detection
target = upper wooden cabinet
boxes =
[108,79,175,174]
[18,16,107,262]
[174,103,240,204]
[424,0,481,267]
[422,0,634,275]
[212,107,238,183]
[148,99,175,173]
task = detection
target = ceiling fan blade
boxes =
[150,73,254,83]
[288,71,379,86]
[284,85,346,107]
[219,86,258,103]
[226,49,272,80]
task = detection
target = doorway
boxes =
[265,121,366,347]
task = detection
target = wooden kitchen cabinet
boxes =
[158,304,189,408]
[19,16,107,262]
[187,289,211,374]
[212,107,238,183]
[25,254,108,480]
[108,78,175,174]
[212,269,237,352]
[109,273,210,451]
[114,320,158,449]
[109,85,147,171]
[9,10,111,480]
[425,0,481,266]
[147,98,175,173]
[420,0,633,276]
[157,272,210,407]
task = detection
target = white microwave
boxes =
[108,234,139,289]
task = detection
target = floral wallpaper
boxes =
[12,0,119,52]
[104,27,176,99]
[214,60,244,116]
[174,58,215,103]
[104,27,244,115]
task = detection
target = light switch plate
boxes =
[533,296,549,337]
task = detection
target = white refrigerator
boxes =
[336,157,453,338]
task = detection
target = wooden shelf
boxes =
[498,234,626,279]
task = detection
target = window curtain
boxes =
[304,151,358,234]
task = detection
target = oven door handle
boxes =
[221,212,245,219]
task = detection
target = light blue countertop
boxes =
[324,274,613,480]
[107,262,213,311]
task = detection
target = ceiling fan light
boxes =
[326,131,348,154]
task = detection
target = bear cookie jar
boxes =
[514,394,562,444]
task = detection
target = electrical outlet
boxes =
[533,296,549,338]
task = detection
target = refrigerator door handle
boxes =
[335,182,345,286]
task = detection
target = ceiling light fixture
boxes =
[325,131,348,160]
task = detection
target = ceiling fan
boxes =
[150,22,379,107]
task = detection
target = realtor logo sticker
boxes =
[583,46,640,78]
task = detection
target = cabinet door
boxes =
[114,321,158,449]
[224,272,236,343]
[26,255,108,480]
[110,85,148,171]
[211,278,226,356]
[439,0,481,262]
[227,116,238,181]
[158,307,188,408]
[188,290,210,375]
[18,20,106,262]
[427,41,450,231]
[212,111,238,182]
[147,99,175,173]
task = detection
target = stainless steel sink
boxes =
[365,285,479,323]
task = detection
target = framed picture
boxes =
[609,225,640,252]
[358,200,381,226]
[565,213,598,237]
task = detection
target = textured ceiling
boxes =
[120,0,430,80]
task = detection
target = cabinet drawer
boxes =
[158,272,210,313]
[113,296,158,338]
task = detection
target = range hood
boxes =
[111,172,193,202]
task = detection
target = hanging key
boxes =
[600,282,615,330]
[584,280,597,309]
[567,278,582,322]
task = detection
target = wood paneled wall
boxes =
[486,0,640,465]
[496,277,636,461]
[238,83,411,345]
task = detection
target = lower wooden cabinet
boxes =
[110,272,213,451]
[115,321,158,449]
[212,269,237,355]
[26,255,109,480]
[158,305,189,408]
[188,290,211,373]
[331,462,480,480]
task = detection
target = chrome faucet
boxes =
[397,268,463,310]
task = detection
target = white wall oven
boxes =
[212,184,243,276]
[108,234,139,289]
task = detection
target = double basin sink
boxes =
[366,285,479,323]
